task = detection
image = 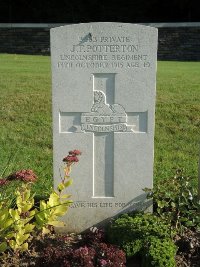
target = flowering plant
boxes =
[40,227,126,266]
[62,149,82,176]
[0,149,81,253]
[7,169,37,183]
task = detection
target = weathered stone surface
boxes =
[51,22,158,232]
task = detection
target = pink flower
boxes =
[63,149,82,164]
[79,246,89,255]
[69,149,82,156]
[99,259,107,266]
[63,155,79,163]
[0,178,9,186]
[7,169,37,183]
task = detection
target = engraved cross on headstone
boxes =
[83,73,135,198]
[60,73,147,198]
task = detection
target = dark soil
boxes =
[126,256,142,267]
[174,229,200,267]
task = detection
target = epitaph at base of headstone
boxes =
[51,23,158,232]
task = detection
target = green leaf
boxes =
[6,232,15,239]
[53,204,69,216]
[157,200,166,209]
[47,220,65,227]
[40,200,47,211]
[60,194,71,199]
[0,209,9,221]
[24,223,35,233]
[23,190,31,202]
[16,194,23,208]
[16,233,30,245]
[19,242,28,251]
[64,179,73,188]
[9,209,20,220]
[171,202,176,208]
[19,203,33,215]
[0,242,8,252]
[48,192,59,207]
[185,220,195,227]
[3,218,13,229]
[29,210,36,217]
[57,183,65,191]
[35,213,46,226]
[9,240,16,250]
[42,227,50,234]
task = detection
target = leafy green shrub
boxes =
[0,149,81,253]
[107,213,177,267]
[143,237,177,267]
[107,213,173,251]
[144,169,200,231]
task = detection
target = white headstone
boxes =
[51,22,158,232]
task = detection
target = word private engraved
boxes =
[81,91,135,133]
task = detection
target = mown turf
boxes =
[0,54,199,195]
[155,61,200,185]
[0,54,52,195]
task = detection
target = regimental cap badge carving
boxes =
[81,91,135,133]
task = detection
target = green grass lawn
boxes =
[155,61,200,184]
[0,54,199,195]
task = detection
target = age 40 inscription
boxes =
[57,61,150,69]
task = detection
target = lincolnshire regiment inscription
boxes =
[51,23,158,232]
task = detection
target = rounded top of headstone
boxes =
[50,22,158,34]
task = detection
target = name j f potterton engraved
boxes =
[70,44,138,53]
